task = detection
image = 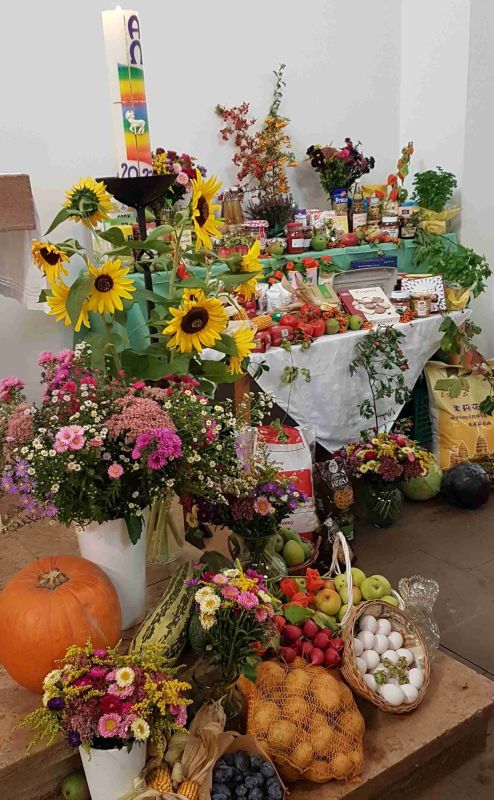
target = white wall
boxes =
[0,0,402,230]
[460,0,494,355]
[400,0,470,199]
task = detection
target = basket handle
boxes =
[328,530,354,627]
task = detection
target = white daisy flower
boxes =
[115,666,135,688]
[130,718,150,741]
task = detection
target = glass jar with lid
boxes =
[286,222,304,254]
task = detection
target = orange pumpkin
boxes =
[0,555,121,693]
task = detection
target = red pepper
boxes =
[290,592,312,607]
[305,567,325,593]
[280,577,299,598]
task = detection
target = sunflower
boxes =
[241,240,263,273]
[228,326,256,375]
[233,274,259,301]
[190,169,223,251]
[87,260,136,314]
[163,294,227,353]
[32,240,69,285]
[65,178,113,227]
[46,281,90,333]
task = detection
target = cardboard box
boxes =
[339,286,400,325]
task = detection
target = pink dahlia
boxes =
[97,713,121,738]
[236,591,259,610]
[108,463,124,479]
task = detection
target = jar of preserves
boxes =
[410,292,431,318]
[390,290,410,316]
[303,226,313,250]
[286,222,304,254]
[380,216,400,240]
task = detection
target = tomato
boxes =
[340,233,359,247]
[300,302,322,321]
[295,321,314,336]
[279,313,300,327]
[311,318,326,337]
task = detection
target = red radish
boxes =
[301,641,314,659]
[280,646,297,664]
[324,648,341,667]
[310,647,325,666]
[328,637,344,653]
[313,631,331,650]
[283,625,303,642]
[295,638,304,653]
[274,615,287,630]
[303,620,319,640]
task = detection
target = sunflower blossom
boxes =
[163,294,227,354]
[65,178,113,228]
[190,170,222,250]
[228,326,256,375]
[46,281,90,333]
[87,259,136,314]
[32,241,69,285]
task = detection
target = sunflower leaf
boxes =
[142,225,174,240]
[201,359,242,383]
[124,514,143,545]
[214,334,239,357]
[66,275,93,326]
[38,289,48,303]
[175,278,208,289]
[97,227,127,246]
[221,272,262,289]
[45,207,72,235]
[132,287,169,305]
[57,238,85,256]
[119,349,177,380]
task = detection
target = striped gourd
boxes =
[130,562,194,661]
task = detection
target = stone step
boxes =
[2,652,493,799]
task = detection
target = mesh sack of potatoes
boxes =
[244,657,364,783]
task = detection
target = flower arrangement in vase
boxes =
[151,148,207,212]
[22,641,190,800]
[306,137,375,200]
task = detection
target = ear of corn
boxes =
[177,779,200,800]
[252,314,273,331]
[148,765,172,792]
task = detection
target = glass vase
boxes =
[398,575,440,660]
[228,530,287,583]
[365,482,403,528]
[146,493,184,571]
[191,661,245,732]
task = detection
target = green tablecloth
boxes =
[259,233,457,274]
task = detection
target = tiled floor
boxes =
[353,491,494,797]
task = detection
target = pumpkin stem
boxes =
[37,568,69,590]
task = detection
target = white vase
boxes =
[76,516,147,629]
[79,743,146,800]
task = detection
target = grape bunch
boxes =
[211,751,283,800]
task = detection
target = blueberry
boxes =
[233,771,244,784]
[267,781,283,800]
[235,786,247,799]
[250,789,264,800]
[234,751,251,772]
[222,753,235,766]
[260,762,275,779]
[212,784,231,799]
[249,754,265,770]
[248,773,264,787]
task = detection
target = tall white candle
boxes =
[102,8,153,177]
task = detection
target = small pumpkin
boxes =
[0,555,121,693]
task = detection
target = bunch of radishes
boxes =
[353,614,425,706]
[276,617,344,667]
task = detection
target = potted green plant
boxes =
[412,167,457,213]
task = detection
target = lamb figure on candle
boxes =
[125,109,146,135]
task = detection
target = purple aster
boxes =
[1,475,17,495]
[45,504,58,518]
[147,451,166,470]
[47,696,65,711]
[67,730,81,748]
[14,459,30,478]
[186,578,199,587]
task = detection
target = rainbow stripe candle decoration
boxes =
[102,8,153,177]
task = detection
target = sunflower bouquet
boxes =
[21,640,191,754]
[34,172,262,386]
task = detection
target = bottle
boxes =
[349,181,367,232]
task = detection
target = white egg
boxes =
[386,676,399,685]
[401,684,419,704]
[359,615,378,634]
[381,683,405,706]
[373,634,389,655]
[362,649,380,670]
[357,630,376,650]
[387,631,404,651]
[396,648,414,666]
[362,673,377,692]
[408,668,424,689]
[376,618,392,636]
[356,657,367,675]
[381,650,399,665]
[353,637,364,657]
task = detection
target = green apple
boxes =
[382,594,399,607]
[61,772,90,800]
[361,575,390,601]
[333,573,347,593]
[338,603,349,622]
[351,567,366,587]
[371,574,392,595]
[315,587,341,616]
[267,240,285,256]
[339,585,362,606]
[311,233,328,251]
[349,315,363,331]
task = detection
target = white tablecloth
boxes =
[249,311,470,452]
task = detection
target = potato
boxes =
[285,667,310,695]
[252,702,279,733]
[337,708,365,739]
[311,722,336,755]
[305,760,331,783]
[289,741,314,772]
[312,683,342,714]
[348,748,364,775]
[268,720,298,752]
[292,656,307,668]
[259,660,285,686]
[282,696,308,720]
[330,752,354,780]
